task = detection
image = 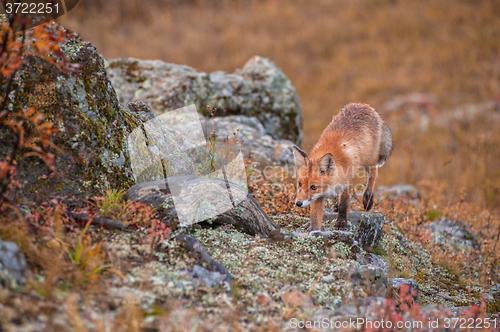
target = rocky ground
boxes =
[1,192,498,331]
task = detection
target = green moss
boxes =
[371,243,387,257]
[332,242,351,259]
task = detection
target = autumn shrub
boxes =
[360,285,492,332]
[0,19,72,207]
[0,198,110,297]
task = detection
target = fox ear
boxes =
[292,146,308,168]
[318,153,335,175]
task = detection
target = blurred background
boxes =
[59,0,500,209]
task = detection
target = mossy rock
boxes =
[323,210,385,251]
[0,23,141,201]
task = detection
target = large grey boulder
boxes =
[105,56,303,146]
[125,102,197,183]
[0,23,142,199]
[147,111,295,168]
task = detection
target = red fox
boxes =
[292,103,393,231]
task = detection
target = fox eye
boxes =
[310,184,317,190]
[298,182,302,187]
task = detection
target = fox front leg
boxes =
[335,190,349,230]
[309,196,325,231]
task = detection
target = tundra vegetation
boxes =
[0,1,499,331]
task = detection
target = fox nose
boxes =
[295,201,302,207]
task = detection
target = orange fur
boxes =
[292,103,393,231]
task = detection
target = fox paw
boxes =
[335,218,348,230]
[363,190,374,211]
[332,202,339,212]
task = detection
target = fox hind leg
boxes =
[363,166,378,211]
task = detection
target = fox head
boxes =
[292,146,344,208]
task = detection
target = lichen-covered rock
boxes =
[0,240,28,287]
[356,253,388,273]
[483,283,500,311]
[0,23,141,199]
[105,56,303,145]
[156,114,295,168]
[125,102,197,183]
[426,218,480,252]
[350,265,388,297]
[324,210,385,251]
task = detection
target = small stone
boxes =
[0,240,28,286]
[267,229,295,243]
[368,254,388,274]
[177,265,224,288]
[309,230,334,239]
[323,210,385,251]
[350,265,388,297]
[254,292,272,306]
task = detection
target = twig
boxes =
[174,233,233,286]
[65,211,132,232]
